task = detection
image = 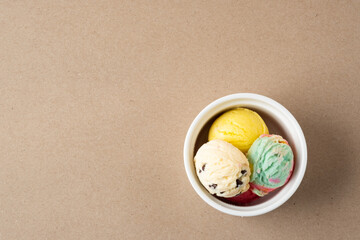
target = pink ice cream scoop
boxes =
[220,186,259,206]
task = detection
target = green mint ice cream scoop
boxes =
[247,134,294,197]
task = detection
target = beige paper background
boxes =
[1,1,359,239]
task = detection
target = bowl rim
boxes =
[183,93,307,216]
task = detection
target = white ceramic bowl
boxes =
[184,93,307,217]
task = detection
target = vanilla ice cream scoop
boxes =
[194,139,251,198]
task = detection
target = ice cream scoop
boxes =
[247,134,294,197]
[208,108,269,153]
[221,187,259,206]
[194,139,251,198]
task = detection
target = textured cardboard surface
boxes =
[1,1,359,239]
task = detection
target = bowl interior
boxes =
[194,107,293,206]
[185,95,306,216]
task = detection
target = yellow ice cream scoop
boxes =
[208,108,268,153]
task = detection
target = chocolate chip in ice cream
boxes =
[241,170,247,175]
[236,179,243,188]
[220,191,225,194]
[202,164,206,171]
[209,184,217,189]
